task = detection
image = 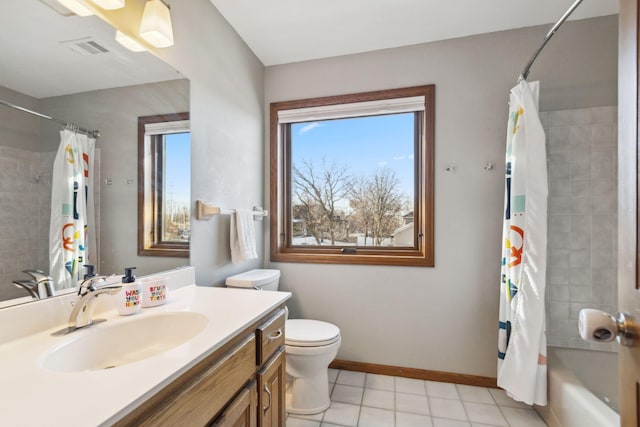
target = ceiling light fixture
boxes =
[90,0,125,10]
[139,0,174,48]
[56,0,94,16]
[115,30,146,52]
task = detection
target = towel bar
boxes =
[195,200,268,221]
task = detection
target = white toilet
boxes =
[226,269,341,414]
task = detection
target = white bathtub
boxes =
[536,347,620,427]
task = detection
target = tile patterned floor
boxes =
[286,369,548,427]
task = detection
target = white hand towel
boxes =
[230,209,258,263]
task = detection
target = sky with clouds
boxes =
[291,113,415,201]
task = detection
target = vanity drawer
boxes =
[126,333,257,427]
[256,308,285,365]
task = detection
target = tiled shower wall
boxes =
[541,106,618,352]
[0,146,54,301]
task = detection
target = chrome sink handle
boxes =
[68,276,122,331]
[77,275,111,296]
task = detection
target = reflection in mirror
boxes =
[0,0,190,307]
[138,112,191,257]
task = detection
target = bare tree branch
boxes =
[349,168,404,246]
[292,158,353,245]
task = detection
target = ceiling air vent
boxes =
[60,37,111,56]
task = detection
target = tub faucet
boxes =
[68,276,121,331]
[22,270,55,298]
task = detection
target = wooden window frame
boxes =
[270,85,435,267]
[138,112,190,258]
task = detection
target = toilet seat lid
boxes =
[285,319,340,347]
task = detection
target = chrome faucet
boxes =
[67,276,121,330]
[22,270,56,298]
[11,280,40,299]
[9,270,55,300]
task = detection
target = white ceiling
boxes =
[209,0,620,66]
[2,1,619,98]
[0,0,182,99]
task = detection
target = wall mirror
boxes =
[0,0,190,307]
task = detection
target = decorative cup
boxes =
[141,277,169,307]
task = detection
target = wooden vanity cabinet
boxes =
[211,381,258,427]
[113,306,286,427]
[256,308,286,427]
[258,348,286,427]
[256,309,285,365]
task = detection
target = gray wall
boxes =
[264,16,618,378]
[39,79,190,276]
[153,0,266,285]
[0,87,51,300]
[0,87,39,151]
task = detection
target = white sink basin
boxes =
[42,312,208,372]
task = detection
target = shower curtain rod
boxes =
[0,99,100,138]
[519,0,584,81]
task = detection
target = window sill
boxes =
[138,246,189,258]
[271,248,433,267]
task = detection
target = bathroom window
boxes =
[138,112,190,257]
[270,85,434,266]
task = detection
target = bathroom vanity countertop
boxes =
[0,285,291,427]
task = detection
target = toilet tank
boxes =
[225,269,281,291]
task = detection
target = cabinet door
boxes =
[118,334,257,427]
[257,348,286,427]
[211,381,257,427]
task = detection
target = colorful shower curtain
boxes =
[49,128,96,290]
[497,80,548,406]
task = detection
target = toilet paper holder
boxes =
[578,308,635,347]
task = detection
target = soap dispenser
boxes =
[83,264,96,280]
[116,267,141,316]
